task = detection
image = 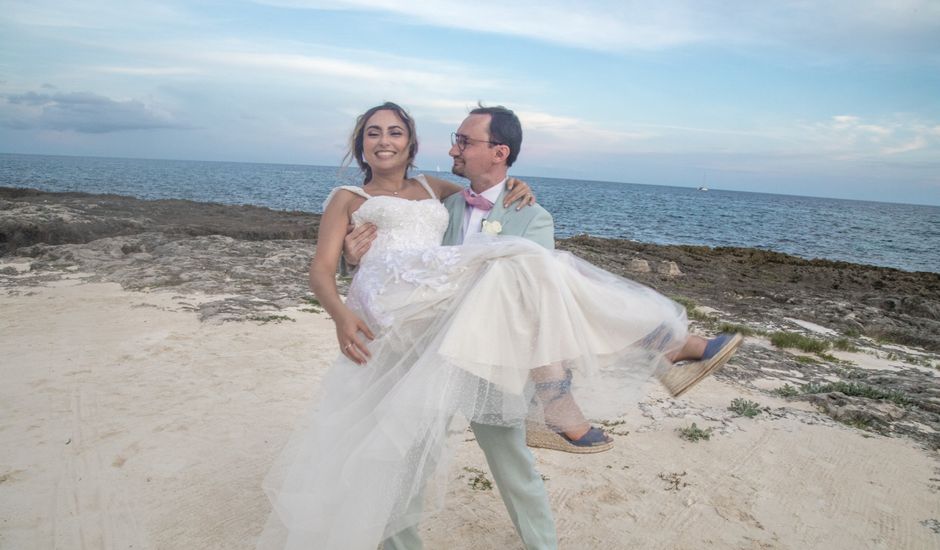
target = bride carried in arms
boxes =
[260,102,741,549]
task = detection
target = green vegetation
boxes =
[463,467,493,490]
[728,398,762,418]
[717,322,763,337]
[801,381,911,407]
[658,471,688,491]
[795,355,820,365]
[836,367,867,379]
[770,331,830,354]
[250,314,295,324]
[832,338,859,352]
[672,296,713,322]
[676,423,713,442]
[301,296,324,313]
[772,384,799,398]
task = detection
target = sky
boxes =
[1,1,939,205]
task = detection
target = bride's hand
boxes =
[335,310,375,365]
[504,178,537,210]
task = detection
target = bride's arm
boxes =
[423,175,537,209]
[309,192,375,364]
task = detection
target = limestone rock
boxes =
[628,258,650,273]
[656,261,682,276]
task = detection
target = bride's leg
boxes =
[531,365,591,440]
[666,335,708,363]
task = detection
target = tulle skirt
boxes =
[260,235,688,549]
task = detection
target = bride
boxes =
[261,102,741,549]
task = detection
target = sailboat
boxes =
[698,173,709,191]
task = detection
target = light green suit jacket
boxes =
[383,185,560,550]
[441,187,554,249]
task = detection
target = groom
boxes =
[344,105,557,549]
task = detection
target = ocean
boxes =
[2,153,938,274]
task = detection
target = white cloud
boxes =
[197,51,500,94]
[800,114,936,158]
[881,136,927,155]
[253,0,940,57]
[92,66,200,76]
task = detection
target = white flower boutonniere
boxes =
[481,220,503,235]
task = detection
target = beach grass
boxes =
[800,381,911,407]
[772,384,800,398]
[729,398,762,418]
[672,296,714,322]
[770,331,830,354]
[250,314,295,324]
[833,338,859,352]
[301,296,323,313]
[677,423,713,442]
[718,322,764,337]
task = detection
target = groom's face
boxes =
[449,114,497,180]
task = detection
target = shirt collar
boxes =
[473,178,506,204]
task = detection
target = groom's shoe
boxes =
[659,333,744,397]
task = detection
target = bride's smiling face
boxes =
[362,109,412,173]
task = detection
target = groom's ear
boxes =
[493,143,510,163]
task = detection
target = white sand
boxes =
[2,281,938,549]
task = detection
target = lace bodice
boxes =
[324,177,458,328]
[351,196,449,258]
[323,175,450,260]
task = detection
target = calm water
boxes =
[2,153,938,273]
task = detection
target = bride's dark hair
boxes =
[344,102,419,184]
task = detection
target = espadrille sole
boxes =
[525,424,614,454]
[658,333,743,397]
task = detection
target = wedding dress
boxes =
[260,178,688,549]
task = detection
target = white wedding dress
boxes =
[260,179,688,549]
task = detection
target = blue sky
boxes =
[1,1,939,205]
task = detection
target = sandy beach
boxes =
[2,188,939,549]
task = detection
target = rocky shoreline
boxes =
[2,186,938,449]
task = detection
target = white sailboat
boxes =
[698,173,709,191]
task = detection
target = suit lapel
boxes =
[484,188,509,225]
[442,194,468,246]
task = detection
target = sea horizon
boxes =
[3,151,937,209]
[2,152,938,274]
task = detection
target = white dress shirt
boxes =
[461,179,506,243]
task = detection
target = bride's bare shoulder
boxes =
[420,175,462,200]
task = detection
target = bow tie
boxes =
[462,188,494,211]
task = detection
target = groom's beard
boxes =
[451,157,466,178]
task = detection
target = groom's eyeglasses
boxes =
[450,132,502,152]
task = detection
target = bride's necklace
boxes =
[370,181,407,196]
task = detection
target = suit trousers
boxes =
[382,422,557,550]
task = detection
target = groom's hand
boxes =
[504,178,537,210]
[343,223,377,267]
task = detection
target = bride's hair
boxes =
[344,102,419,184]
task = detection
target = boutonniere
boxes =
[481,219,503,235]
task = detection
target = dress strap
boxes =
[414,174,437,200]
[322,185,371,211]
